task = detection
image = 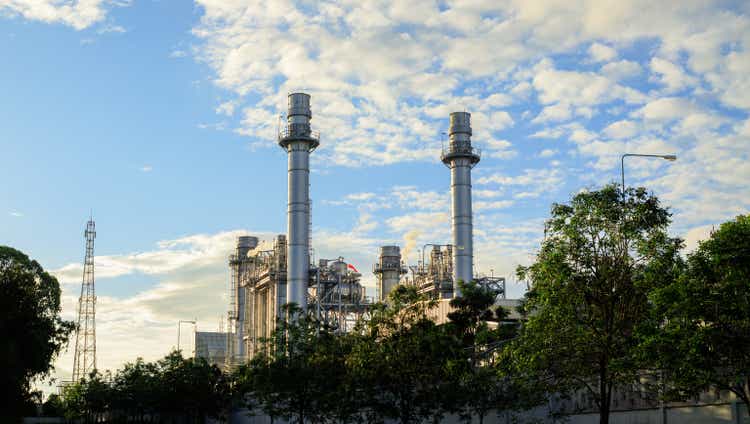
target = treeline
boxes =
[52,278,514,424]
[48,352,229,423]
[234,281,520,424]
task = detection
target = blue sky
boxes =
[1,0,749,383]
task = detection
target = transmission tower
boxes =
[72,218,96,382]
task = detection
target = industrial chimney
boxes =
[374,245,406,301]
[441,112,480,297]
[279,93,319,311]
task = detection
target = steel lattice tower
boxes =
[72,219,96,382]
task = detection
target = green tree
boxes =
[0,246,75,422]
[240,303,347,423]
[59,351,228,423]
[643,215,750,413]
[156,350,230,423]
[348,285,461,423]
[110,357,160,422]
[41,393,65,417]
[447,280,520,424]
[61,371,112,423]
[511,185,682,424]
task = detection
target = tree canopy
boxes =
[234,283,524,424]
[643,214,750,411]
[511,185,683,424]
[0,246,74,422]
[60,350,229,423]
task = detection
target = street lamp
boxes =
[177,320,196,353]
[620,153,677,195]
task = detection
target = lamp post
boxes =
[177,320,196,353]
[620,153,677,195]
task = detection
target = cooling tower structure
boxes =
[373,246,407,301]
[279,93,319,311]
[441,112,480,297]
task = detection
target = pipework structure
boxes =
[279,93,319,311]
[400,244,454,300]
[441,112,480,297]
[309,258,370,333]
[72,218,97,382]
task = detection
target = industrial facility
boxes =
[222,93,518,368]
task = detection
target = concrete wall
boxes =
[562,402,747,424]
[227,402,749,424]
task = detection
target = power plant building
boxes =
[225,94,370,367]
[224,93,513,369]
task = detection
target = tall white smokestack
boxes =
[441,112,480,297]
[279,93,318,311]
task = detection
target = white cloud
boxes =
[603,120,638,139]
[346,192,376,201]
[391,187,448,212]
[474,189,503,198]
[0,0,123,30]
[141,165,153,172]
[538,148,558,158]
[477,167,564,199]
[477,169,562,186]
[532,103,572,123]
[191,0,748,167]
[48,230,264,383]
[682,224,714,253]
[650,57,698,93]
[631,97,698,123]
[97,23,125,34]
[475,200,514,211]
[588,42,617,62]
[532,59,646,107]
[601,60,642,80]
[386,211,448,234]
[9,210,23,217]
[484,139,517,159]
[530,126,567,139]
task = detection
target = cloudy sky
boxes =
[1,0,749,387]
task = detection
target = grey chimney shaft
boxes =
[441,112,480,297]
[374,246,405,301]
[279,93,319,311]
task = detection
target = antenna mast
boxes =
[72,218,97,381]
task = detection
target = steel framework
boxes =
[72,218,96,382]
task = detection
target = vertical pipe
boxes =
[441,112,480,297]
[279,93,319,311]
[234,236,255,362]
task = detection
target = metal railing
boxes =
[278,127,320,141]
[372,262,407,273]
[440,143,481,161]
